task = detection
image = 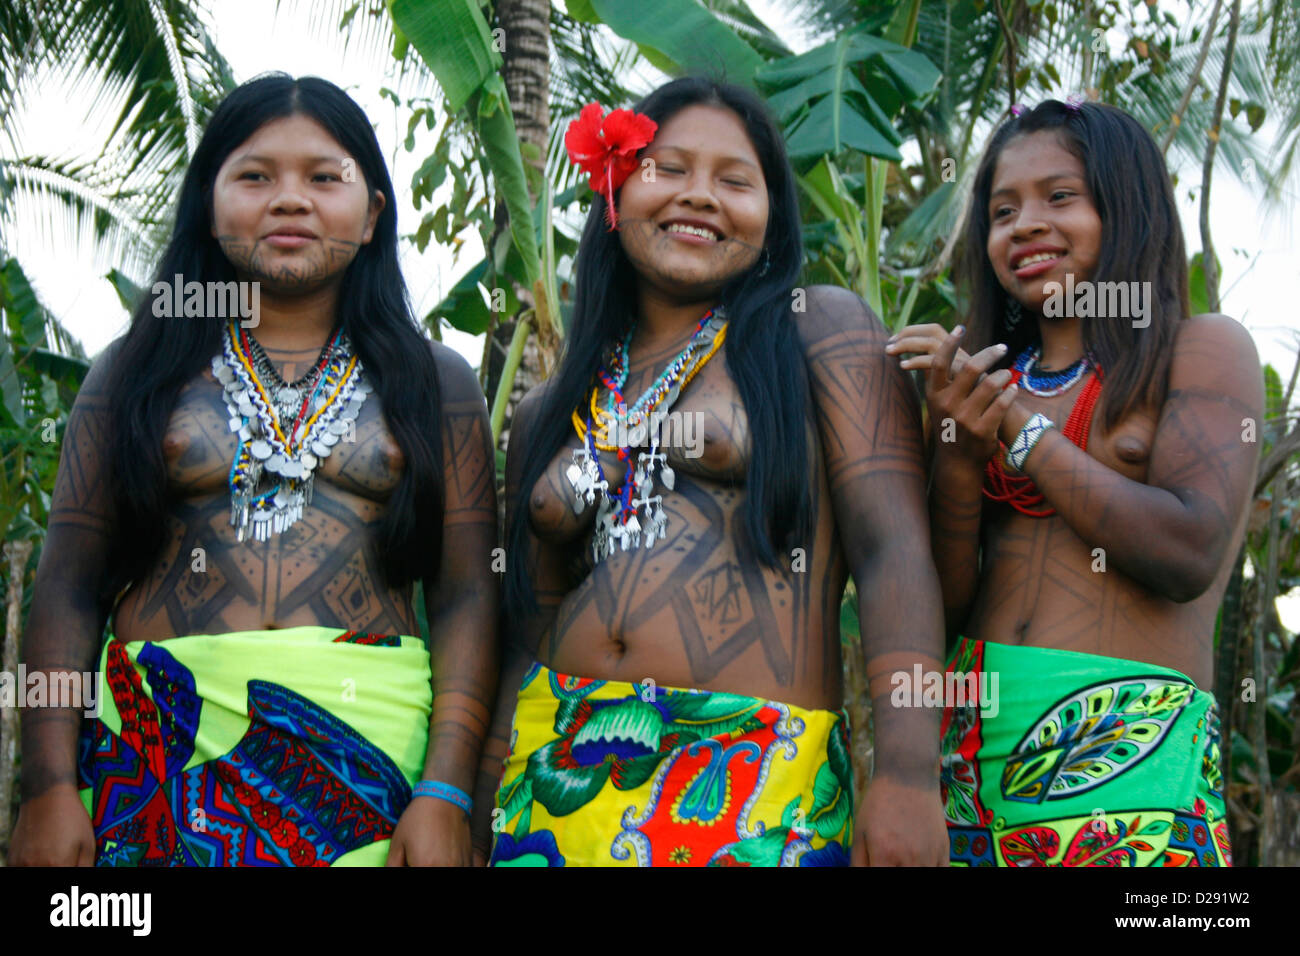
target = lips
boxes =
[660,219,724,242]
[262,227,317,250]
[263,226,318,239]
[1011,245,1065,269]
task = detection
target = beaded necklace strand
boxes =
[566,307,728,559]
[983,362,1104,517]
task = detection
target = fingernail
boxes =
[996,343,1008,352]
[954,325,965,335]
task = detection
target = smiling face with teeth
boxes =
[614,104,769,299]
[986,130,1102,317]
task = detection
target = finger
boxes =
[887,322,945,343]
[898,354,939,371]
[954,343,1010,388]
[963,368,1015,420]
[386,840,404,867]
[976,381,1019,434]
[927,326,965,393]
[885,333,945,356]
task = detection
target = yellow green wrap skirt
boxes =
[77,627,431,866]
[490,663,854,867]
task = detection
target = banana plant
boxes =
[389,0,564,443]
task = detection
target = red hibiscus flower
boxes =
[565,101,658,229]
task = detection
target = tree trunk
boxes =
[0,539,33,865]
[489,0,554,458]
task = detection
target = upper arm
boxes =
[26,340,124,657]
[1147,314,1263,562]
[37,342,121,591]
[423,344,498,608]
[796,285,929,578]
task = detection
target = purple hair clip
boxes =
[1010,103,1026,117]
[1065,93,1085,112]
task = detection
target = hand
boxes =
[10,784,96,866]
[893,326,1019,466]
[386,795,473,867]
[885,323,973,375]
[851,774,949,867]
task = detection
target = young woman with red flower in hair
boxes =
[887,100,1261,866]
[475,76,949,868]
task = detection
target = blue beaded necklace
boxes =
[1011,345,1092,397]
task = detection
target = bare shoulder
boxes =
[78,334,130,397]
[513,380,557,430]
[1167,314,1262,399]
[427,339,488,408]
[792,284,888,350]
[1172,313,1260,365]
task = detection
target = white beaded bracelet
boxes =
[1005,413,1056,472]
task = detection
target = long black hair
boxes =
[104,73,443,598]
[504,75,812,616]
[959,100,1189,429]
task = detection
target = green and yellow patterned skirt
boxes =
[941,637,1231,866]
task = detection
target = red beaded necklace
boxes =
[983,366,1104,517]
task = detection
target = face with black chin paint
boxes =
[614,104,770,299]
[210,113,385,296]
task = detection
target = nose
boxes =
[1010,201,1048,239]
[675,170,720,211]
[270,178,312,214]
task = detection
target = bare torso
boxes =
[968,377,1245,688]
[525,336,847,711]
[112,362,418,641]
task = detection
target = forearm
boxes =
[855,551,945,785]
[19,583,106,801]
[470,635,532,852]
[1017,428,1226,600]
[928,452,985,632]
[422,592,497,796]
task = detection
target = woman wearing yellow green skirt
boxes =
[482,77,949,867]
[10,75,498,867]
[887,100,1261,866]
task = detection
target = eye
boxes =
[659,165,684,175]
[1050,189,1074,201]
[992,205,1014,219]
[723,178,750,187]
[313,173,340,183]
[238,171,267,181]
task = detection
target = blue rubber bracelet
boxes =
[413,780,472,816]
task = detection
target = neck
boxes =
[631,282,717,354]
[243,283,341,354]
[1034,315,1085,370]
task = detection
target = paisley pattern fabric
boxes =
[941,638,1231,867]
[489,664,853,867]
[77,627,432,866]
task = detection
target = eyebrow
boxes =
[990,171,1084,200]
[231,154,344,165]
[652,145,760,171]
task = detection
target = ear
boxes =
[361,189,386,245]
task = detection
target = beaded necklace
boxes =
[1011,345,1092,396]
[983,364,1104,517]
[567,307,728,560]
[212,321,371,541]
